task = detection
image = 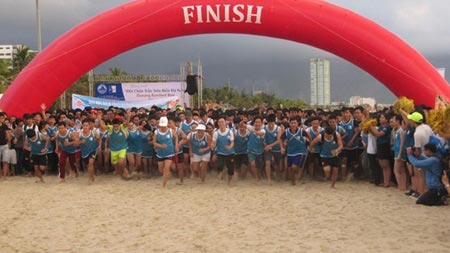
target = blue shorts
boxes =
[287,154,307,168]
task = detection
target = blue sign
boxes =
[95,83,125,100]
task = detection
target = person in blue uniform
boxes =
[55,121,79,183]
[247,116,265,184]
[339,107,361,180]
[188,124,211,183]
[309,126,343,188]
[79,119,100,184]
[211,116,235,185]
[25,129,49,183]
[263,114,283,184]
[153,116,178,188]
[126,120,143,179]
[282,117,308,185]
[234,120,250,178]
[98,112,130,180]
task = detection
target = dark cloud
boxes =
[1,0,449,104]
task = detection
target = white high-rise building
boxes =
[0,44,24,61]
[349,96,376,110]
[310,58,330,106]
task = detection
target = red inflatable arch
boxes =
[1,0,449,116]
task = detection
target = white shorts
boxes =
[191,153,211,163]
[2,149,17,164]
[0,144,8,160]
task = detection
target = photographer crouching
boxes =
[407,143,448,206]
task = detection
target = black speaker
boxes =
[185,75,198,95]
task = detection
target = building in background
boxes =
[437,68,446,79]
[310,58,330,106]
[349,96,377,111]
[0,44,24,61]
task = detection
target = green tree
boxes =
[201,86,308,110]
[108,67,128,76]
[12,45,36,74]
[0,59,12,90]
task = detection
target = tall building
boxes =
[349,96,376,111]
[310,58,331,106]
[0,44,23,61]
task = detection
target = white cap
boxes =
[196,124,206,131]
[159,116,168,127]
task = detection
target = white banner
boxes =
[122,82,189,105]
[72,94,180,110]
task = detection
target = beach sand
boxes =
[0,173,449,253]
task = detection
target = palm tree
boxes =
[0,59,13,90]
[108,67,128,81]
[0,59,11,76]
[12,45,36,74]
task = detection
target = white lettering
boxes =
[206,5,221,23]
[182,6,195,24]
[182,4,263,25]
[196,5,204,23]
[223,4,231,22]
[232,5,245,23]
[246,5,263,24]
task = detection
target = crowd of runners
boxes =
[0,102,449,206]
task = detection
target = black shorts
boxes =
[234,153,248,168]
[340,149,357,158]
[340,149,359,163]
[82,151,97,164]
[307,152,321,164]
[30,154,47,166]
[157,156,174,162]
[182,147,190,154]
[376,143,392,160]
[321,156,341,168]
[217,154,235,176]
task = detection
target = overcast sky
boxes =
[1,0,450,104]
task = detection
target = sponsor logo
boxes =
[97,84,107,95]
[75,99,84,108]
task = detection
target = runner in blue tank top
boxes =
[211,116,235,185]
[25,129,49,183]
[180,111,196,179]
[79,119,100,184]
[263,115,283,184]
[305,117,323,180]
[309,126,343,188]
[55,121,79,182]
[153,116,178,188]
[282,117,308,185]
[339,107,361,180]
[45,116,59,174]
[234,120,250,178]
[188,124,211,183]
[126,120,143,179]
[98,112,130,180]
[247,116,265,184]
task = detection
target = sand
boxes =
[0,174,449,253]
